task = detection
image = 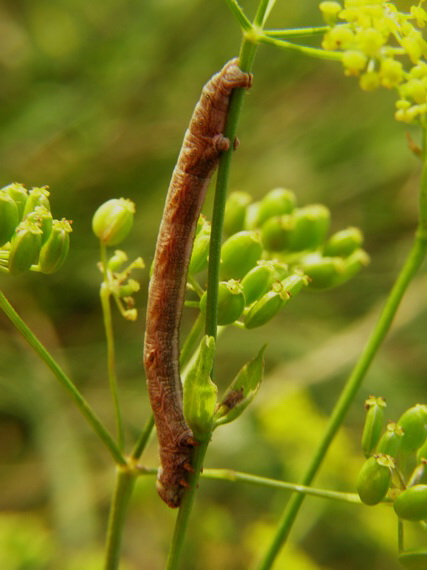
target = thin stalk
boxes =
[104,465,136,570]
[0,289,126,465]
[257,133,427,569]
[100,244,125,450]
[264,26,330,38]
[225,0,253,32]
[257,32,343,61]
[165,439,210,570]
[202,469,362,504]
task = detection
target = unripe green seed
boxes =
[241,261,277,306]
[288,205,331,251]
[340,249,370,282]
[398,405,427,452]
[281,272,308,297]
[244,283,288,329]
[223,191,252,236]
[399,549,427,570]
[377,422,404,458]
[244,202,261,230]
[26,206,53,245]
[220,231,263,280]
[256,188,296,227]
[362,396,386,458]
[23,186,50,217]
[189,220,211,274]
[393,485,427,521]
[0,191,20,247]
[323,227,363,257]
[2,183,28,219]
[92,198,135,246]
[8,220,43,275]
[107,250,128,271]
[38,219,72,274]
[200,280,245,326]
[356,455,393,506]
[261,215,294,252]
[299,254,344,289]
[118,278,140,297]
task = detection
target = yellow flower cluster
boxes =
[319,1,427,123]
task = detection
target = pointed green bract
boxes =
[214,345,265,427]
[183,336,217,441]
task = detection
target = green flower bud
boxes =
[8,220,43,275]
[220,230,263,280]
[223,191,253,236]
[214,345,265,427]
[394,485,427,521]
[189,219,210,275]
[288,205,331,251]
[200,280,245,326]
[244,283,288,329]
[256,188,296,227]
[261,215,294,252]
[23,186,50,217]
[281,272,308,297]
[183,336,217,440]
[398,405,427,452]
[377,422,404,458]
[25,206,53,245]
[0,191,20,246]
[299,254,344,289]
[38,219,72,274]
[241,261,277,306]
[244,201,261,230]
[356,455,394,506]
[399,549,427,570]
[362,396,386,459]
[2,183,28,219]
[92,198,135,246]
[323,227,363,257]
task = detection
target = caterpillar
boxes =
[143,59,252,508]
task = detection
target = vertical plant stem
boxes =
[257,132,427,569]
[0,289,126,465]
[165,439,210,570]
[104,465,136,570]
[100,243,125,450]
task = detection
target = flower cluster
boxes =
[320,0,427,123]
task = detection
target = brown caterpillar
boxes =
[143,59,252,508]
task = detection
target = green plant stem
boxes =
[257,32,343,60]
[257,136,427,569]
[0,289,126,465]
[165,439,210,570]
[104,465,136,570]
[202,469,362,504]
[130,413,155,460]
[100,244,125,450]
[264,26,330,38]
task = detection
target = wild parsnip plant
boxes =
[1,1,427,569]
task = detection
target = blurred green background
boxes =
[1,0,426,568]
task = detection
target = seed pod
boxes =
[323,227,363,257]
[23,186,50,217]
[8,220,43,275]
[38,219,72,274]
[377,422,404,458]
[26,206,53,245]
[362,396,386,458]
[241,261,277,306]
[189,219,210,274]
[244,201,262,230]
[244,282,288,329]
[261,214,294,252]
[200,280,245,326]
[92,198,135,246]
[299,253,344,289]
[393,485,427,521]
[399,549,427,570]
[220,230,263,280]
[398,405,427,452]
[256,188,296,226]
[340,249,370,282]
[3,183,28,219]
[281,272,308,297]
[356,455,393,506]
[223,191,252,236]
[0,191,20,246]
[288,205,331,251]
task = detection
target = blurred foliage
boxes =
[0,0,426,569]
